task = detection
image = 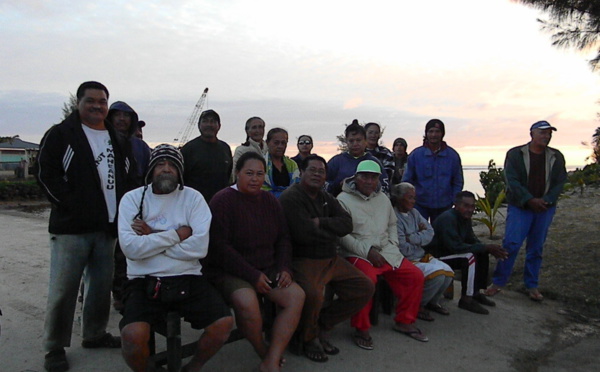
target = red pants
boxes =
[347,257,424,331]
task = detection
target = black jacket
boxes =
[36,111,135,236]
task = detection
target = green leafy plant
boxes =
[474,189,506,239]
[479,159,505,206]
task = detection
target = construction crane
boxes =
[173,87,209,148]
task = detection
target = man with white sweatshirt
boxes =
[117,144,233,372]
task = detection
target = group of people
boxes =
[35,81,567,372]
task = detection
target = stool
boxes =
[369,275,394,326]
[150,297,276,371]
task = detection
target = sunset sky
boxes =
[1,0,599,166]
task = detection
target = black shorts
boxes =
[119,276,231,330]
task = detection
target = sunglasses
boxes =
[298,140,312,145]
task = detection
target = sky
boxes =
[1,0,599,166]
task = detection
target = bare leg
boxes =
[183,316,233,372]
[121,322,152,372]
[230,288,269,360]
[260,283,305,372]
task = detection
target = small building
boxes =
[0,136,39,178]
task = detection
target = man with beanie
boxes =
[485,121,566,302]
[181,109,233,202]
[37,81,135,372]
[402,119,464,222]
[337,160,427,348]
[118,144,233,372]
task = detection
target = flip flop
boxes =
[352,332,374,350]
[484,286,503,297]
[425,303,450,316]
[319,339,340,355]
[417,310,435,322]
[392,324,429,342]
[303,340,328,363]
[528,289,544,302]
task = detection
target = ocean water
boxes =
[463,166,486,196]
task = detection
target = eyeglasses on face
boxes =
[298,140,312,145]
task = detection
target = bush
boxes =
[564,163,600,194]
[479,159,505,206]
[0,180,45,200]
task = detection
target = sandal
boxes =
[303,340,328,363]
[425,303,450,316]
[528,288,544,302]
[319,338,340,355]
[417,309,435,322]
[392,324,429,342]
[352,332,374,350]
[484,285,503,297]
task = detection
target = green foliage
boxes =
[516,0,600,71]
[474,189,506,239]
[0,180,44,200]
[62,93,78,120]
[564,163,600,194]
[479,160,505,206]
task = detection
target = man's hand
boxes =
[132,219,152,236]
[311,217,320,228]
[526,198,548,213]
[176,226,192,242]
[367,247,386,268]
[418,222,427,231]
[276,271,292,289]
[485,244,508,260]
[255,273,272,295]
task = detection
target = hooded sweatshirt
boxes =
[108,101,151,185]
[336,176,404,268]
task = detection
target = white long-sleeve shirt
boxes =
[118,185,211,278]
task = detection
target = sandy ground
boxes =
[1,203,599,372]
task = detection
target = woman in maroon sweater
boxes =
[207,151,305,372]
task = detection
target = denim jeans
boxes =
[43,232,116,352]
[492,204,556,289]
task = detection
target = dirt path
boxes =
[1,200,599,371]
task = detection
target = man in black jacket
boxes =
[36,81,134,372]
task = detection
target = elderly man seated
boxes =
[425,191,508,315]
[118,144,233,372]
[391,182,454,321]
[337,160,427,350]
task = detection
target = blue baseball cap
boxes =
[530,120,557,131]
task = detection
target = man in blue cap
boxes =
[485,120,567,302]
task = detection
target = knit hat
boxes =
[425,119,445,138]
[145,144,185,190]
[393,137,407,148]
[355,160,381,175]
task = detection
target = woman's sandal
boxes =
[319,339,340,355]
[352,332,374,350]
[303,340,328,363]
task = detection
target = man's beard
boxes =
[153,173,178,194]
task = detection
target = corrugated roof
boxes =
[0,136,39,150]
